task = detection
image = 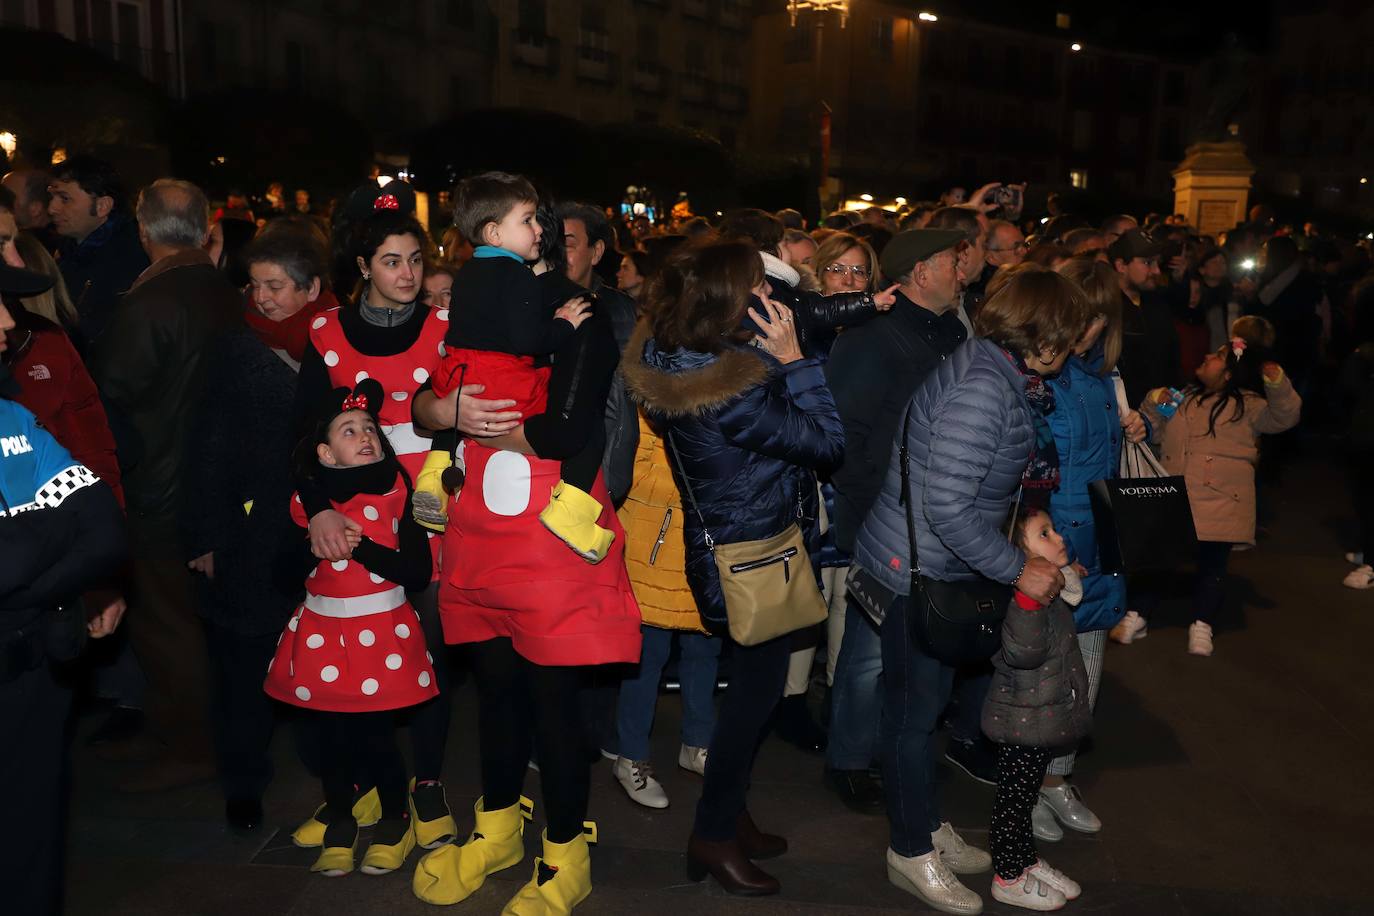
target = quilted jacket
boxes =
[854,337,1033,595]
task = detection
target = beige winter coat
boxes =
[1145,378,1301,545]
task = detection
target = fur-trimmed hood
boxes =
[622,318,773,418]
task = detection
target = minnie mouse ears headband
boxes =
[341,179,417,223]
[317,378,386,428]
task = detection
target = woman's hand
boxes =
[1015,556,1066,605]
[1121,409,1147,444]
[309,509,361,561]
[456,383,522,438]
[187,552,215,579]
[873,283,899,312]
[748,292,803,364]
[554,296,592,330]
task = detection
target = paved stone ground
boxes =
[64,453,1374,915]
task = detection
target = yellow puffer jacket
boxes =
[617,412,707,633]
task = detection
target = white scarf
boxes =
[760,250,800,288]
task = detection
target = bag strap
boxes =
[665,430,715,550]
[898,407,923,593]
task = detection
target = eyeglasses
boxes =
[823,264,871,279]
[987,241,1030,253]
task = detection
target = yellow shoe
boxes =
[412,796,534,905]
[310,823,359,878]
[538,481,615,563]
[291,787,382,848]
[361,816,417,875]
[409,777,459,849]
[500,824,596,915]
[413,449,453,533]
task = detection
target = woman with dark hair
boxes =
[623,241,844,897]
[615,249,651,301]
[853,264,1093,913]
[1174,247,1232,377]
[291,193,459,861]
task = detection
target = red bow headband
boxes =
[341,393,369,411]
[374,193,400,211]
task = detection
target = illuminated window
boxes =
[1069,169,1088,189]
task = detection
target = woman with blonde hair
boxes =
[14,233,79,332]
[1019,255,1148,846]
[813,232,880,296]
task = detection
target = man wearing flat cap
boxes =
[1110,228,1179,405]
[820,228,968,812]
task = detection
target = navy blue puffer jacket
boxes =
[854,337,1034,595]
[1045,351,1127,632]
[622,322,845,625]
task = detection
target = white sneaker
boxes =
[678,743,707,776]
[992,869,1066,911]
[1038,783,1101,834]
[1031,799,1063,842]
[1028,859,1080,901]
[1343,565,1374,589]
[612,757,669,809]
[931,821,991,874]
[1187,620,1214,656]
[886,848,984,915]
[1109,610,1148,644]
[1345,551,1365,565]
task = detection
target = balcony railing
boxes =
[720,2,747,30]
[511,28,560,73]
[679,72,713,105]
[717,82,748,112]
[576,46,617,84]
[630,60,668,95]
[88,40,184,97]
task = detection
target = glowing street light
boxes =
[860,193,874,202]
[895,196,908,205]
[1070,42,1082,52]
[0,132,17,157]
[918,12,938,22]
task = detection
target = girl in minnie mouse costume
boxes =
[266,379,436,877]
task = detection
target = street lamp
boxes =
[918,12,938,22]
[787,0,849,27]
[1070,42,1082,52]
[0,132,17,157]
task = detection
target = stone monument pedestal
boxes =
[1172,141,1255,237]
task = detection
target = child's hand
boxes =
[1121,409,1147,443]
[555,296,592,329]
[1262,362,1284,385]
[344,527,363,550]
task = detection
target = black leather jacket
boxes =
[764,275,879,359]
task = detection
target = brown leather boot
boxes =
[686,834,780,896]
[736,811,787,860]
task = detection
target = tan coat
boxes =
[616,412,709,633]
[1150,379,1301,545]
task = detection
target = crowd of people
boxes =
[4,154,1370,915]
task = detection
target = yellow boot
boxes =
[500,825,596,915]
[361,815,417,875]
[538,481,614,563]
[413,449,453,532]
[409,777,459,849]
[412,796,533,905]
[310,820,359,878]
[292,787,382,848]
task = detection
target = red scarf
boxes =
[244,289,337,361]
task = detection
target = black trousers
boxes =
[0,660,73,916]
[312,709,408,823]
[991,744,1054,880]
[404,583,452,782]
[470,638,588,844]
[1349,452,1374,561]
[1193,541,1233,626]
[205,623,279,802]
[693,633,791,841]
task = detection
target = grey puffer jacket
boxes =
[982,592,1091,749]
[854,337,1034,595]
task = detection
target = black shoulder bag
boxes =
[898,408,1013,665]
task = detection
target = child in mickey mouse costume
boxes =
[265,378,436,878]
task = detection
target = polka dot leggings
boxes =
[991,743,1054,880]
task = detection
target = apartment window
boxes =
[685,42,705,74]
[1163,69,1186,107]
[1069,168,1088,189]
[581,2,606,31]
[1055,12,1071,29]
[783,26,812,64]
[37,0,55,29]
[447,0,475,29]
[198,18,218,79]
[1117,115,1140,149]
[636,23,658,55]
[285,40,317,93]
[872,17,893,57]
[1,0,25,27]
[518,0,546,32]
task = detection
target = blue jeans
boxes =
[826,595,883,770]
[880,593,956,857]
[615,625,721,762]
[948,667,992,744]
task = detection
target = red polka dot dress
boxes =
[264,476,438,712]
[308,305,448,573]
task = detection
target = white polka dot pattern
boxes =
[323,349,340,367]
[361,678,379,695]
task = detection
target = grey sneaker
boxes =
[678,743,707,776]
[612,757,669,809]
[931,821,992,874]
[1038,784,1102,834]
[1031,798,1063,842]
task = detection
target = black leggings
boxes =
[1193,541,1233,625]
[470,637,588,844]
[313,710,408,826]
[406,583,451,782]
[990,744,1054,880]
